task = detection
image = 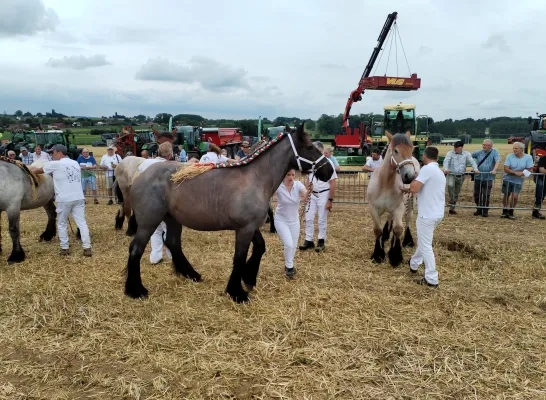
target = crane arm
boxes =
[342,12,398,129]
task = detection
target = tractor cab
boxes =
[383,103,416,136]
[525,113,546,163]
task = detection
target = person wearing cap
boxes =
[235,141,251,160]
[99,146,122,205]
[442,140,479,214]
[28,144,92,257]
[18,147,33,165]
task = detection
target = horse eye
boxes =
[394,149,399,154]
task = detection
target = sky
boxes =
[1,0,545,122]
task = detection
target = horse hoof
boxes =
[226,288,250,303]
[7,250,25,264]
[371,256,385,264]
[124,283,149,299]
[186,272,202,282]
[39,231,56,242]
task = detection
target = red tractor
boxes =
[114,125,175,157]
[525,113,546,166]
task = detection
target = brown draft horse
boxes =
[123,122,334,303]
[366,130,420,266]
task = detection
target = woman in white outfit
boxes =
[274,169,309,278]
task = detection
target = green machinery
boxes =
[0,129,81,160]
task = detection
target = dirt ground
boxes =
[0,199,545,398]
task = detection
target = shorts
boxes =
[81,176,97,191]
[105,176,114,189]
[501,180,522,194]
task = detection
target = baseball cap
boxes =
[241,140,250,147]
[107,145,115,150]
[454,141,464,147]
[20,146,27,151]
[46,144,67,155]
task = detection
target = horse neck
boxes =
[241,135,294,198]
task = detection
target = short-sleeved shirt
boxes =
[307,159,338,192]
[414,162,446,219]
[76,155,97,178]
[43,157,85,203]
[503,153,534,185]
[199,152,228,164]
[471,149,500,181]
[365,156,383,176]
[100,154,122,177]
[138,157,167,173]
[275,180,306,221]
[327,155,340,169]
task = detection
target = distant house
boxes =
[96,121,106,126]
[72,122,82,127]
[52,123,67,129]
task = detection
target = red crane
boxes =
[336,11,420,151]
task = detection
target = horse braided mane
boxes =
[171,132,289,184]
[0,155,41,188]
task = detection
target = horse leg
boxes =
[402,195,415,248]
[226,226,255,303]
[241,229,266,291]
[124,224,156,299]
[6,208,25,264]
[114,181,125,230]
[268,207,276,233]
[163,214,202,282]
[382,218,392,243]
[369,207,385,263]
[0,210,2,253]
[387,207,405,267]
[39,200,57,242]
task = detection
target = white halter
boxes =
[390,154,414,173]
[286,133,326,175]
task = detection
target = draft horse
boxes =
[124,122,334,303]
[113,155,145,236]
[367,130,420,267]
[0,158,56,263]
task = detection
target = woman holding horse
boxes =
[274,168,309,278]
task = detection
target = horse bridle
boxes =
[286,133,327,176]
[390,154,415,173]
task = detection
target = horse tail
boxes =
[114,179,124,204]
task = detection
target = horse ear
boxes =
[296,122,305,139]
[405,129,411,137]
[285,124,291,132]
[385,130,393,142]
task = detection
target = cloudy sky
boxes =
[1,0,544,121]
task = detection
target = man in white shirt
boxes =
[29,144,92,257]
[100,146,122,205]
[362,148,383,177]
[137,142,173,264]
[299,152,338,253]
[401,146,445,288]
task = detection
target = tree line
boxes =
[0,109,539,139]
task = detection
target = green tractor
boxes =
[0,129,82,160]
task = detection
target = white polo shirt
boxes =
[414,162,446,219]
[275,180,306,221]
[307,159,338,192]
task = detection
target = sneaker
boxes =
[315,239,325,253]
[83,248,92,257]
[59,248,69,256]
[407,259,418,274]
[415,277,438,288]
[299,240,315,250]
[532,210,545,220]
[285,267,296,279]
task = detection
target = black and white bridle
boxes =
[286,133,328,178]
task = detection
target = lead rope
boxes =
[298,160,329,222]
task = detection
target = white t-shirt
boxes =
[307,159,338,192]
[414,162,446,219]
[365,156,383,176]
[138,157,166,173]
[43,157,85,203]
[199,152,228,164]
[275,180,306,221]
[100,153,122,177]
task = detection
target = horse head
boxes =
[385,130,416,184]
[287,122,334,182]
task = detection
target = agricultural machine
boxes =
[333,11,422,166]
[113,125,175,158]
[0,129,82,160]
[525,113,546,165]
[173,125,245,160]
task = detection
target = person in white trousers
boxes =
[401,146,445,288]
[30,144,92,257]
[137,142,174,264]
[299,142,337,252]
[274,169,309,278]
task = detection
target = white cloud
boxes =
[45,54,111,70]
[0,0,545,121]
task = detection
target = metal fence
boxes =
[84,169,546,212]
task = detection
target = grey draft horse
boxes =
[366,131,419,267]
[0,157,56,263]
[113,155,146,236]
[124,122,334,303]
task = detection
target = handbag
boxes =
[471,150,493,181]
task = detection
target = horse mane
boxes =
[0,155,42,188]
[171,132,290,184]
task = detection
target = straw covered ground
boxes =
[1,200,545,399]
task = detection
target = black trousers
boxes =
[473,179,493,212]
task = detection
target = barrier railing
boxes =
[83,169,546,212]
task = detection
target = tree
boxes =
[14,110,23,117]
